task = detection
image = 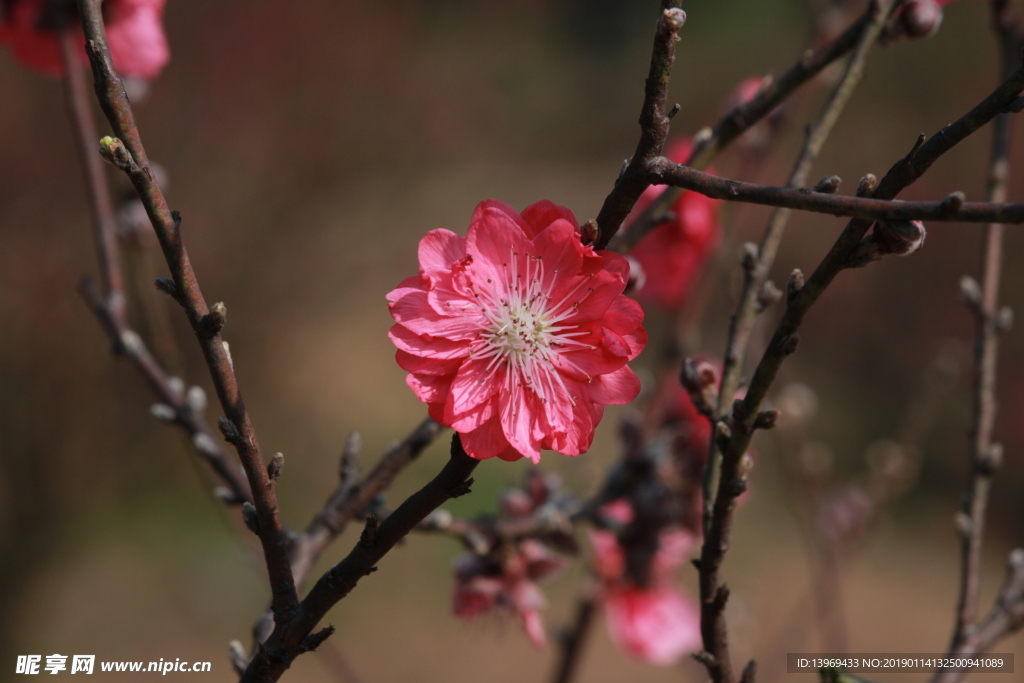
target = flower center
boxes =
[468,246,597,405]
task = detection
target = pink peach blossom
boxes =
[623,139,721,311]
[388,200,646,463]
[452,539,567,649]
[0,0,168,79]
[589,501,701,665]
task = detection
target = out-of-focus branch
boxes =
[932,3,1023,681]
[550,594,598,683]
[58,27,253,506]
[593,4,686,249]
[695,4,894,679]
[696,48,1024,683]
[613,2,884,251]
[704,0,891,540]
[75,0,298,624]
[241,435,480,683]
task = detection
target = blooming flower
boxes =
[623,138,721,311]
[0,0,168,79]
[387,199,646,463]
[452,539,567,649]
[589,500,701,665]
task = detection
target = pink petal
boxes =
[520,200,580,237]
[446,357,502,417]
[390,288,481,340]
[458,409,512,460]
[406,373,451,405]
[105,0,169,79]
[395,350,462,376]
[388,324,470,360]
[587,366,641,406]
[418,228,466,273]
[604,586,701,665]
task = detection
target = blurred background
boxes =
[2,0,1023,680]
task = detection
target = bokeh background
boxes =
[2,0,1024,680]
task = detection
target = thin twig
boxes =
[75,0,298,623]
[593,3,686,249]
[550,594,598,683]
[241,435,481,683]
[647,160,1024,224]
[704,0,892,541]
[933,3,1023,680]
[697,47,1024,683]
[613,3,882,251]
[58,26,253,505]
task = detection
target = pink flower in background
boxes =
[623,138,721,311]
[589,500,701,665]
[0,0,168,78]
[388,199,646,463]
[452,539,567,648]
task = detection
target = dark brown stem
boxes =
[933,3,1023,681]
[550,594,597,683]
[59,25,252,505]
[697,38,1024,683]
[613,3,884,252]
[646,160,1024,224]
[75,0,298,624]
[593,4,686,249]
[241,435,481,683]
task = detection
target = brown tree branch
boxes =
[611,2,888,252]
[593,3,686,249]
[933,3,1023,681]
[241,435,480,683]
[550,594,598,683]
[647,159,1024,224]
[75,0,298,624]
[58,27,253,506]
[695,44,1024,683]
[703,0,893,543]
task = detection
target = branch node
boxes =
[227,640,249,676]
[449,477,476,499]
[98,135,137,172]
[978,443,1004,475]
[756,280,783,311]
[754,409,780,430]
[941,191,966,214]
[714,420,732,450]
[955,511,973,538]
[741,242,760,273]
[267,452,285,482]
[995,306,1014,334]
[667,103,682,120]
[780,333,801,356]
[905,133,927,163]
[811,175,842,194]
[217,416,242,444]
[242,502,261,535]
[153,277,184,305]
[713,584,731,610]
[960,275,983,310]
[299,626,336,653]
[580,219,599,247]
[681,357,720,417]
[786,268,805,304]
[202,301,228,337]
[150,403,177,423]
[856,173,879,197]
[693,650,718,667]
[359,515,379,548]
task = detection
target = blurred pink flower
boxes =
[623,139,721,311]
[388,199,646,463]
[452,539,567,649]
[589,500,701,665]
[0,0,168,79]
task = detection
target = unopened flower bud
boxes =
[150,403,177,422]
[874,219,927,256]
[898,0,944,40]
